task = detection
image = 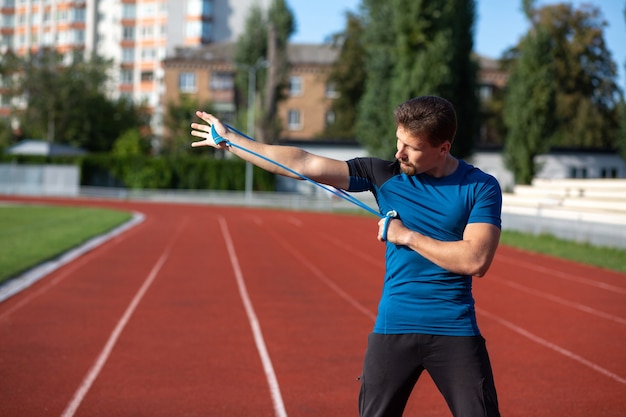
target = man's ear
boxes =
[440,141,451,155]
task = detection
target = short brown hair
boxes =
[393,96,457,147]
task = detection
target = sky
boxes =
[287,0,626,91]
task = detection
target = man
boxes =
[191,96,502,417]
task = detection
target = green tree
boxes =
[619,101,626,161]
[618,5,626,160]
[503,26,556,184]
[18,50,63,142]
[163,94,213,155]
[0,119,12,151]
[235,4,268,133]
[533,3,621,148]
[260,0,295,143]
[390,0,478,158]
[355,0,396,158]
[356,0,478,158]
[619,4,626,162]
[112,128,150,157]
[0,49,23,149]
[478,61,507,147]
[322,12,366,140]
[13,50,147,152]
[234,0,294,143]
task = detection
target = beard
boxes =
[399,160,417,176]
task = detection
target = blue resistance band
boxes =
[211,124,398,239]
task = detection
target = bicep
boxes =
[463,223,501,271]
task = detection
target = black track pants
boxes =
[358,333,501,417]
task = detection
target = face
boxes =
[394,125,449,176]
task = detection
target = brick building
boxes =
[162,42,339,141]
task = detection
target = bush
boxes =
[1,153,276,191]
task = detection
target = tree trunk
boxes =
[261,23,279,144]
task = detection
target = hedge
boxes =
[1,154,276,191]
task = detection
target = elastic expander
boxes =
[210,124,399,240]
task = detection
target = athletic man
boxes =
[191,95,502,417]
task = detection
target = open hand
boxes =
[190,111,230,149]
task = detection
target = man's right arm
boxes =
[191,111,350,190]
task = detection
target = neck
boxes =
[441,155,458,177]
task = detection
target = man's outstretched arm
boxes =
[191,111,350,190]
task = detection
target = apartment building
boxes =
[162,42,340,141]
[0,0,269,132]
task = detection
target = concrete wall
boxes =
[0,164,80,197]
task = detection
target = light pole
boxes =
[242,58,269,202]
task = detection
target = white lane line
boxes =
[60,250,170,417]
[218,217,288,417]
[319,233,380,269]
[495,278,626,326]
[497,254,626,295]
[281,241,376,321]
[259,222,376,321]
[478,308,626,385]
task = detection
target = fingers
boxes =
[377,218,403,243]
[192,110,228,135]
[190,139,210,148]
[190,111,219,148]
[195,110,216,125]
[190,121,212,147]
[377,218,386,242]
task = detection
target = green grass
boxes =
[500,230,626,274]
[0,204,132,284]
[0,205,624,287]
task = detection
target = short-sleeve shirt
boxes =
[346,158,502,336]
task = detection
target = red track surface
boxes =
[1,196,625,417]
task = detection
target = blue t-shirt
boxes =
[347,158,502,336]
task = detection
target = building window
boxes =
[123,26,135,41]
[56,30,68,44]
[139,3,157,18]
[201,22,213,42]
[141,71,154,82]
[72,29,85,44]
[187,0,212,15]
[289,76,302,96]
[0,34,12,49]
[325,111,335,127]
[141,48,156,61]
[185,21,201,38]
[325,82,338,98]
[122,48,134,62]
[120,69,134,84]
[72,7,86,22]
[479,85,493,101]
[210,71,234,90]
[122,4,136,19]
[179,72,196,93]
[57,10,68,22]
[287,109,301,130]
[569,167,588,179]
[141,25,154,39]
[601,167,618,178]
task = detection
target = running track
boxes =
[1,196,625,417]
